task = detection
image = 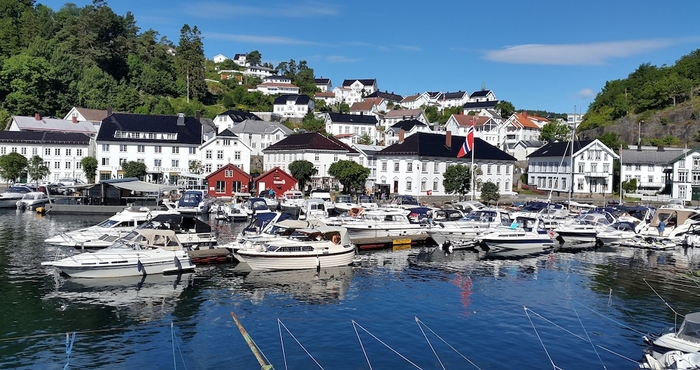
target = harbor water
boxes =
[1,209,700,369]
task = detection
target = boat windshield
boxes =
[336,195,353,203]
[678,313,700,344]
[96,218,121,228]
[358,195,375,203]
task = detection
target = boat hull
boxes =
[480,236,555,252]
[43,253,194,278]
[236,247,356,271]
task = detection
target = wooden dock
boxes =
[188,248,234,264]
[352,233,434,251]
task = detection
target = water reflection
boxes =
[236,265,354,303]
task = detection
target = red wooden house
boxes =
[254,166,297,197]
[204,163,252,198]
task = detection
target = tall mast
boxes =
[569,106,576,208]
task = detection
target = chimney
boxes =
[177,113,185,126]
[398,128,405,144]
[196,110,201,123]
[34,113,41,121]
[446,131,452,148]
[657,145,665,152]
[637,141,642,151]
[107,106,113,116]
[522,111,528,118]
[72,114,78,123]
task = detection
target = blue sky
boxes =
[39,0,700,114]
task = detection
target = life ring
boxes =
[332,234,341,244]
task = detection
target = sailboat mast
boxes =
[569,106,576,208]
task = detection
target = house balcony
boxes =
[638,182,666,188]
[584,172,608,178]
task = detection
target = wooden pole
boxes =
[230,312,274,370]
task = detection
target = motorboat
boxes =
[298,198,328,221]
[336,208,425,240]
[511,201,569,220]
[595,220,639,246]
[645,312,700,360]
[638,207,700,241]
[241,197,271,217]
[0,185,34,208]
[176,189,211,214]
[476,217,556,253]
[44,206,178,249]
[235,226,355,271]
[279,190,305,213]
[641,350,700,370]
[433,209,465,222]
[386,194,421,210]
[554,212,615,244]
[16,191,50,210]
[357,195,379,210]
[41,229,195,278]
[426,208,512,248]
[136,213,217,249]
[333,194,359,214]
[309,190,335,215]
[213,202,248,222]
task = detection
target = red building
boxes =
[204,163,252,198]
[254,167,297,197]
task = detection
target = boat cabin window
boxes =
[678,317,700,344]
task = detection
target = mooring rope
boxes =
[525,306,639,364]
[414,317,482,370]
[352,320,373,370]
[351,320,423,369]
[170,322,188,370]
[277,319,324,370]
[523,306,560,370]
[415,317,445,370]
[644,278,683,326]
[572,301,648,336]
[63,332,75,370]
[572,304,607,370]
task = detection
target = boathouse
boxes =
[204,163,252,199]
[254,167,297,196]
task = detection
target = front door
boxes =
[393,180,399,194]
[692,186,700,201]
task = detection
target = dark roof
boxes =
[342,79,376,87]
[443,91,467,99]
[470,90,493,98]
[0,131,90,145]
[273,94,311,105]
[377,132,516,161]
[462,100,499,110]
[217,129,238,137]
[233,53,246,59]
[96,113,203,145]
[315,78,331,84]
[390,119,426,131]
[263,132,358,153]
[365,90,403,102]
[528,140,594,158]
[219,110,261,122]
[327,112,378,125]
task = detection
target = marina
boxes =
[3,206,700,368]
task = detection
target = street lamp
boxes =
[72,157,76,180]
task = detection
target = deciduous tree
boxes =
[26,155,50,186]
[288,160,317,193]
[442,164,472,199]
[479,181,500,204]
[121,160,147,180]
[81,156,98,183]
[0,152,28,184]
[328,160,370,194]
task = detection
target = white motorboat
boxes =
[176,189,212,214]
[386,194,421,210]
[137,213,217,249]
[213,202,248,222]
[0,185,34,208]
[241,197,272,217]
[554,212,615,244]
[235,226,356,271]
[642,350,700,370]
[338,208,425,240]
[333,194,359,214]
[510,201,569,220]
[298,198,328,221]
[639,207,700,241]
[279,190,305,213]
[646,312,700,360]
[309,190,335,215]
[357,195,379,210]
[44,206,177,248]
[16,191,50,210]
[427,208,512,247]
[595,219,640,246]
[41,229,195,278]
[477,217,556,253]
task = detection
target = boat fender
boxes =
[332,235,341,244]
[254,244,263,252]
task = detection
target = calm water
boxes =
[1,209,700,369]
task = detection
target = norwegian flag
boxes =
[457,123,474,158]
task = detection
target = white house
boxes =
[666,147,700,202]
[385,120,432,146]
[445,114,501,147]
[263,75,291,84]
[10,113,98,137]
[315,78,332,92]
[254,81,300,95]
[380,109,428,131]
[399,94,429,110]
[243,65,276,78]
[325,112,379,144]
[527,139,619,196]
[199,129,252,173]
[463,89,499,114]
[273,94,314,119]
[375,131,516,197]
[226,119,293,156]
[314,91,336,106]
[212,54,228,63]
[95,113,203,184]
[349,100,380,117]
[438,91,470,110]
[62,107,112,127]
[365,90,403,105]
[336,79,378,105]
[262,132,361,191]
[620,145,684,196]
[351,143,385,193]
[501,111,542,155]
[232,53,247,66]
[213,110,262,133]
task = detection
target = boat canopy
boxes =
[141,213,212,233]
[110,181,178,194]
[678,312,700,344]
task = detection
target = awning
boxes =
[108,180,178,193]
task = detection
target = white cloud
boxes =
[205,32,316,45]
[325,55,361,63]
[483,39,684,65]
[574,88,596,99]
[181,1,339,18]
[396,45,422,52]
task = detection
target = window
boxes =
[487,165,492,175]
[578,163,585,173]
[65,161,71,169]
[54,161,60,169]
[215,180,226,193]
[224,169,233,177]
[205,164,212,172]
[562,178,567,190]
[120,144,127,152]
[119,158,127,164]
[172,146,179,154]
[680,159,686,169]
[45,148,50,155]
[138,145,145,153]
[234,151,241,160]
[420,178,427,191]
[21,147,26,155]
[172,159,179,167]
[217,150,224,160]
[66,148,71,156]
[102,158,109,166]
[314,154,320,162]
[232,181,242,192]
[648,165,654,172]
[635,164,641,171]
[577,180,584,190]
[154,146,162,153]
[422,162,428,173]
[205,150,212,159]
[595,150,601,160]
[223,139,230,146]
[333,154,339,162]
[496,165,501,175]
[648,175,654,183]
[154,159,161,167]
[679,171,688,182]
[32,148,37,155]
[102,144,109,152]
[625,164,631,171]
[54,148,61,156]
[407,163,413,172]
[381,161,387,171]
[406,178,412,191]
[394,162,399,172]
[680,185,688,199]
[603,163,609,172]
[591,163,597,173]
[433,178,439,191]
[76,149,83,156]
[189,147,196,154]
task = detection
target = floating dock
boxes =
[352,233,433,251]
[188,248,233,264]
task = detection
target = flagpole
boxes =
[619,143,623,204]
[471,130,475,201]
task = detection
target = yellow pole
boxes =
[230,312,274,370]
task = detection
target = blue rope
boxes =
[64,332,76,370]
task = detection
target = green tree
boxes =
[247,50,262,66]
[479,181,500,204]
[75,64,118,109]
[621,178,637,195]
[300,112,326,133]
[598,132,623,152]
[288,159,317,193]
[121,160,147,180]
[358,133,372,145]
[26,155,50,186]
[189,159,204,174]
[328,160,370,194]
[442,164,472,199]
[539,121,571,142]
[175,24,206,101]
[0,152,28,184]
[81,156,98,183]
[0,54,60,115]
[495,100,515,118]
